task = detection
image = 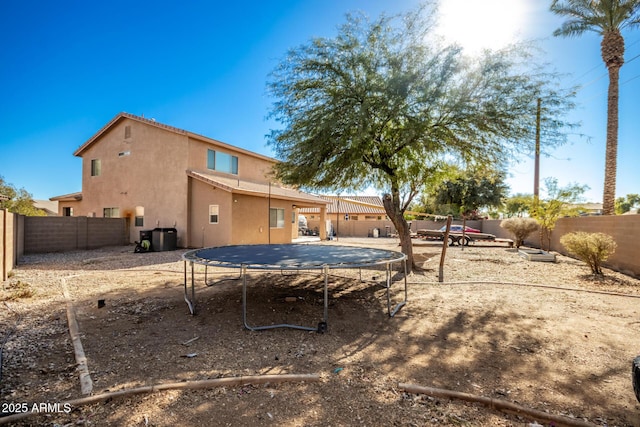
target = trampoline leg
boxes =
[242,264,326,333]
[184,260,196,315]
[386,259,407,317]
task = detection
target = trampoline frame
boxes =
[182,244,408,332]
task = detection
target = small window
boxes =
[62,207,73,216]
[270,208,285,228]
[124,125,131,139]
[103,207,120,218]
[135,216,144,227]
[91,159,101,176]
[118,151,130,157]
[207,149,238,175]
[209,205,219,224]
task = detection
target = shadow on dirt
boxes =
[3,249,640,426]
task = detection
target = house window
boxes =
[62,207,73,216]
[207,149,238,175]
[103,207,120,218]
[135,206,144,227]
[118,151,130,157]
[91,159,101,176]
[270,208,285,228]
[209,205,219,224]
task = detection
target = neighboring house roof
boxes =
[74,112,278,164]
[578,203,603,212]
[300,195,386,215]
[33,200,59,216]
[187,170,329,207]
[50,192,83,202]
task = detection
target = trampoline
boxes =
[182,243,408,332]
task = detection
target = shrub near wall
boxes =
[483,216,640,278]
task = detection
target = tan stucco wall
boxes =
[76,118,190,245]
[188,179,297,247]
[187,135,276,182]
[188,178,233,248]
[65,115,318,248]
[482,216,640,277]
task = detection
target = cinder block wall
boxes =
[482,216,640,277]
[23,216,127,254]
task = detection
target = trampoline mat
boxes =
[183,243,405,269]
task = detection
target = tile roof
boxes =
[186,170,329,207]
[300,195,386,214]
[50,192,83,202]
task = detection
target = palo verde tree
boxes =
[267,4,578,272]
[532,177,588,250]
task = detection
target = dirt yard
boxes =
[2,238,640,426]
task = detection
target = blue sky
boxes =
[1,0,639,203]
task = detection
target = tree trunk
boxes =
[601,30,624,216]
[602,63,620,215]
[382,193,414,274]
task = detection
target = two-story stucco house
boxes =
[51,112,329,248]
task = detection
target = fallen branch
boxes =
[399,383,597,427]
[0,374,320,425]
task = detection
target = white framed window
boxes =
[209,205,219,224]
[270,208,285,228]
[103,207,120,218]
[62,207,73,216]
[207,149,238,175]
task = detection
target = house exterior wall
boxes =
[74,118,190,245]
[57,113,325,248]
[187,134,275,183]
[188,178,233,248]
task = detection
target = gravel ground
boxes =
[2,238,640,426]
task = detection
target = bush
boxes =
[500,217,539,248]
[560,232,617,275]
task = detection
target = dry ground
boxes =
[2,238,640,426]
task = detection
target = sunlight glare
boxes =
[435,0,531,54]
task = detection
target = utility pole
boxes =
[534,98,541,209]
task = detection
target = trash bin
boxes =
[152,227,177,251]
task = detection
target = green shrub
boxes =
[560,232,617,275]
[500,217,539,248]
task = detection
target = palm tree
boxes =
[550,0,640,215]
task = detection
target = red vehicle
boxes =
[440,225,480,233]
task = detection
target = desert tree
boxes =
[531,177,588,250]
[551,0,640,215]
[615,193,640,214]
[0,176,45,216]
[267,4,578,272]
